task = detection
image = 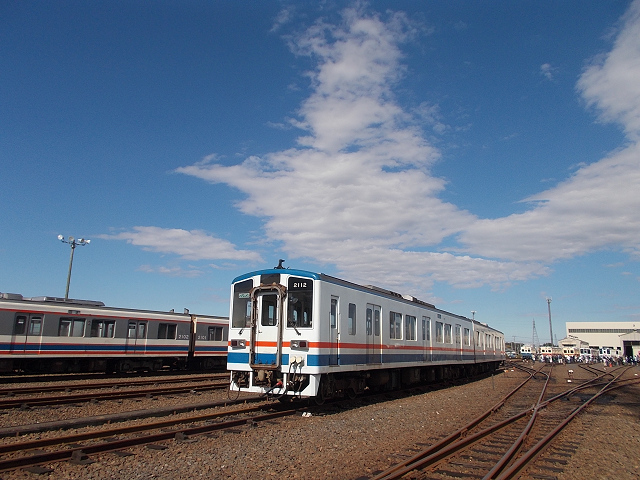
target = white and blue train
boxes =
[0,293,228,373]
[227,267,504,401]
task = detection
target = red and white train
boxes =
[227,267,505,401]
[0,293,228,373]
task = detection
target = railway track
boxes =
[0,401,297,474]
[0,373,228,396]
[0,374,231,409]
[367,363,639,480]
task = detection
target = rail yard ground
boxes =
[0,364,638,479]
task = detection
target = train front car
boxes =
[227,268,505,402]
[227,269,320,399]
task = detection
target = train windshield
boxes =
[287,276,313,328]
[232,279,253,328]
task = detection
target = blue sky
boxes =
[2,1,640,345]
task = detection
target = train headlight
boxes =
[290,340,308,349]
[230,339,246,348]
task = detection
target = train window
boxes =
[348,303,356,335]
[158,323,177,340]
[464,328,470,346]
[330,298,338,328]
[288,277,313,328]
[232,279,253,328]
[406,315,416,341]
[261,296,277,326]
[374,308,380,336]
[444,324,452,344]
[436,321,444,343]
[208,326,226,341]
[29,319,42,335]
[90,320,115,338]
[13,315,27,335]
[137,322,147,339]
[366,307,372,335]
[390,311,402,340]
[58,317,86,337]
[128,321,147,339]
[455,325,461,345]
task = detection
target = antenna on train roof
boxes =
[275,259,286,269]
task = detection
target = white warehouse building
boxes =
[565,322,640,358]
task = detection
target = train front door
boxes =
[250,285,284,368]
[125,320,147,354]
[366,304,382,363]
[10,313,43,354]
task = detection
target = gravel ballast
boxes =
[1,365,638,480]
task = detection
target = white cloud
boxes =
[459,2,640,263]
[577,0,640,140]
[101,226,263,262]
[176,7,547,292]
[138,264,204,278]
[540,63,556,81]
[176,3,640,294]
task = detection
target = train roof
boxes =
[233,269,434,307]
[0,292,227,321]
[232,268,501,333]
[1,292,105,307]
[233,268,439,307]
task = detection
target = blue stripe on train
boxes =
[5,344,190,354]
[228,351,490,367]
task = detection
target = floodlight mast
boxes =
[547,297,553,346]
[58,235,90,301]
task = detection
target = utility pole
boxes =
[547,297,553,346]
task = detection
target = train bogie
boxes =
[227,269,504,400]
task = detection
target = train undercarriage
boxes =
[232,361,502,403]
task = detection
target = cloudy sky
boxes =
[2,1,639,344]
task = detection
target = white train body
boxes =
[227,269,504,400]
[0,293,228,373]
[520,344,536,359]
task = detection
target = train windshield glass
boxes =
[232,279,253,328]
[287,276,313,328]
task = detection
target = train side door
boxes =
[10,313,43,354]
[422,316,431,362]
[366,303,382,364]
[125,320,147,354]
[249,285,285,369]
[329,296,339,365]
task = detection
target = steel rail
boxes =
[0,381,229,409]
[371,364,626,480]
[0,405,297,473]
[495,368,638,480]
[369,365,545,480]
[481,363,553,479]
[0,402,271,456]
[0,374,227,396]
